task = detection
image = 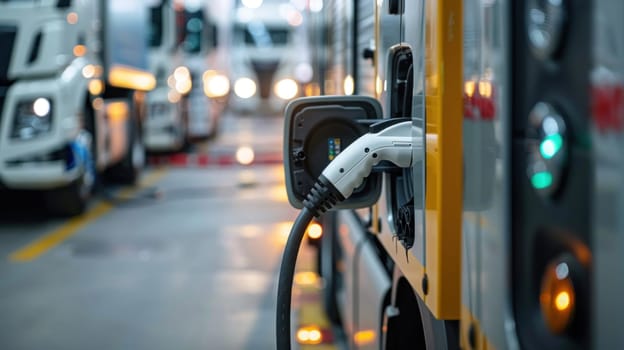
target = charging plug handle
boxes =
[322,121,419,198]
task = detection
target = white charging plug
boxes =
[321,121,421,198]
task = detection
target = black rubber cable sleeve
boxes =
[276,206,315,350]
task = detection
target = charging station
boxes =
[283,95,384,210]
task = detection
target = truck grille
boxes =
[251,60,280,99]
[0,25,17,83]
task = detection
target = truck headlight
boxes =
[234,77,256,99]
[274,78,298,100]
[203,70,231,98]
[11,97,53,140]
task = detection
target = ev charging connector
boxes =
[283,95,385,210]
[277,96,421,350]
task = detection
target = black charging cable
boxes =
[276,177,343,350]
[276,120,415,349]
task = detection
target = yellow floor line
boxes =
[8,202,113,262]
[8,168,167,263]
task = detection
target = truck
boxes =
[229,1,312,115]
[282,0,624,349]
[144,0,225,151]
[143,0,188,152]
[0,0,154,216]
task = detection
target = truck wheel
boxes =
[46,179,88,217]
[46,135,96,217]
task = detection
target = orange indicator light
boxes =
[296,326,323,345]
[554,291,570,311]
[540,260,576,334]
[73,45,87,57]
[353,330,376,346]
[307,222,323,239]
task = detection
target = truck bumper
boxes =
[2,159,80,189]
[144,132,180,152]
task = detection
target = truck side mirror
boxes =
[283,96,383,210]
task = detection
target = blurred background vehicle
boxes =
[0,0,154,216]
[144,0,226,152]
[228,0,313,115]
[180,1,229,141]
[143,0,189,152]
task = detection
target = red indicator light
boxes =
[463,79,496,121]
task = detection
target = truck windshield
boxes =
[236,22,289,48]
[148,6,163,47]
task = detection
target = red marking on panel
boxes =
[463,79,497,121]
[592,84,624,133]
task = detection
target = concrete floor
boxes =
[0,112,308,350]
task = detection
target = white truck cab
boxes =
[0,0,154,215]
[229,2,312,115]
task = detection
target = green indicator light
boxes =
[539,134,563,159]
[531,171,553,189]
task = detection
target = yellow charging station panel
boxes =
[372,0,463,320]
[423,0,463,319]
